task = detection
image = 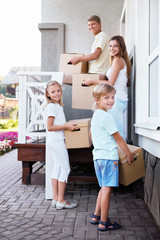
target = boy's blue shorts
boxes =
[94,159,119,187]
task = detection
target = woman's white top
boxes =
[45,103,66,142]
[106,58,128,101]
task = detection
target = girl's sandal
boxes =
[90,213,100,224]
[98,218,121,231]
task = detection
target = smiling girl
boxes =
[45,80,78,209]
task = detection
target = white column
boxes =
[18,75,27,143]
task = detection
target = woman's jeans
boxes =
[109,98,128,141]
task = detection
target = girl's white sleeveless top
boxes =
[106,59,128,101]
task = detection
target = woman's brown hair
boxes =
[109,35,131,86]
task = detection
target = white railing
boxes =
[18,71,64,143]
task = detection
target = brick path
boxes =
[0,149,160,240]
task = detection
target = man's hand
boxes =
[70,57,81,65]
[70,48,102,65]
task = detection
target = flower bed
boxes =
[0,132,31,156]
[0,140,15,155]
[0,132,18,155]
[0,131,18,142]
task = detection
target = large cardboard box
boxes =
[118,144,145,186]
[59,53,88,75]
[72,73,100,109]
[65,118,92,149]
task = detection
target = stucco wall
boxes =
[41,0,124,55]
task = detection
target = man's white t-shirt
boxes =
[89,31,109,74]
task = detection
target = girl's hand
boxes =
[127,152,135,165]
[82,79,94,86]
[65,122,78,131]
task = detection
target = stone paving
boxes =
[0,149,160,240]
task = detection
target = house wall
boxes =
[41,0,124,57]
[124,0,160,226]
[40,0,124,120]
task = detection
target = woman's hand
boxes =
[82,78,94,86]
[82,78,108,86]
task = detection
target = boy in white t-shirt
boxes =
[90,83,135,231]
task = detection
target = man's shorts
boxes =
[94,159,119,187]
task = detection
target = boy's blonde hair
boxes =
[92,83,116,110]
[45,80,63,106]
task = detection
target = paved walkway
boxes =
[0,150,160,240]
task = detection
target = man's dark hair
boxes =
[88,15,101,24]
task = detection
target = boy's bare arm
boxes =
[112,131,135,164]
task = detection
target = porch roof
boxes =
[1,66,40,85]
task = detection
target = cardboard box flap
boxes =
[118,144,143,164]
[68,118,91,128]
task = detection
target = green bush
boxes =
[0,119,18,129]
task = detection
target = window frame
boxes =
[147,0,160,124]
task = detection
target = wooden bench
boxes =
[16,139,97,184]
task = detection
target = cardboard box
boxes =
[72,73,100,109]
[118,144,145,186]
[65,118,92,149]
[59,53,88,75]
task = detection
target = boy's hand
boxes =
[127,152,135,165]
[113,132,137,165]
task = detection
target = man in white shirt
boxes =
[70,15,109,74]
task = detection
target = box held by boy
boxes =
[65,118,92,149]
[72,73,100,110]
[118,144,145,186]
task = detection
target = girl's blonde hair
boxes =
[92,83,116,110]
[109,35,131,86]
[45,80,63,106]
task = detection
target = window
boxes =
[149,57,158,117]
[149,0,159,53]
[148,0,160,119]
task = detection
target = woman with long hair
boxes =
[83,35,131,141]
